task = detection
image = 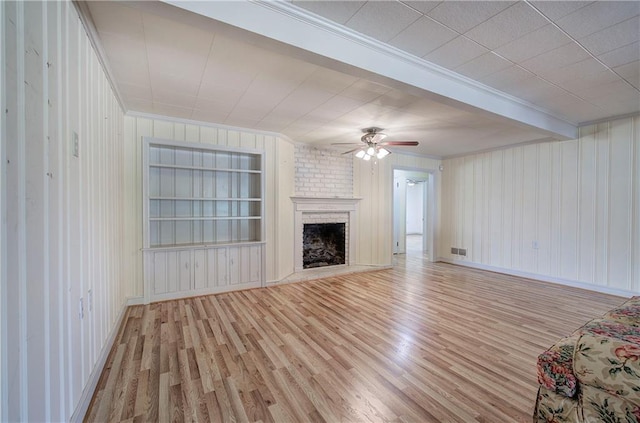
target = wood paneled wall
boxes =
[440,116,640,293]
[2,1,126,421]
[122,114,295,295]
[354,153,441,265]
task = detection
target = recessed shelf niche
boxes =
[143,137,265,302]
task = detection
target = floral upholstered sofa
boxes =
[534,296,640,422]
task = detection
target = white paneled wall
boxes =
[2,1,126,422]
[123,113,295,293]
[354,154,441,266]
[440,116,640,294]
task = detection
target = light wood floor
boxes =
[86,255,625,422]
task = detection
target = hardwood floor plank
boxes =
[85,258,626,422]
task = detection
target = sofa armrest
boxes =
[537,333,581,398]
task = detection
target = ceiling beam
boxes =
[162,0,578,140]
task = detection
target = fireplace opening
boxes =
[303,223,346,269]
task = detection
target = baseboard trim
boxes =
[436,258,637,298]
[69,300,129,423]
[126,296,145,306]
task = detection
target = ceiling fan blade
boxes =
[380,141,419,146]
[341,147,362,155]
[331,142,362,146]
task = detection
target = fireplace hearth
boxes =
[303,223,346,269]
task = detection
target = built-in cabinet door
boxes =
[145,244,263,301]
[178,250,191,292]
[165,250,191,293]
[228,247,241,285]
[151,251,168,294]
[206,247,228,287]
[240,245,262,283]
[193,249,207,290]
[228,245,262,285]
[150,250,192,295]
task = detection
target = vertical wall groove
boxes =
[41,3,51,419]
[628,120,635,290]
[605,122,611,284]
[0,0,6,419]
[576,136,581,281]
[16,1,28,419]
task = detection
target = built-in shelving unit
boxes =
[143,138,265,302]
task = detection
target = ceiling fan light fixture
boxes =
[344,128,418,161]
[376,147,390,159]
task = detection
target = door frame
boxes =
[392,166,438,262]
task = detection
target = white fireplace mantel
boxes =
[291,196,361,210]
[291,197,361,273]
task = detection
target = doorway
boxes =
[393,168,433,259]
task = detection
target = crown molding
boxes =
[579,112,640,128]
[73,1,126,113]
[442,137,557,160]
[125,110,296,145]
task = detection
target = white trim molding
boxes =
[291,197,361,274]
[438,258,636,298]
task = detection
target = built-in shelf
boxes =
[149,216,261,221]
[149,197,261,201]
[143,137,265,303]
[149,163,261,173]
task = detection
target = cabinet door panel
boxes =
[228,247,241,285]
[240,246,251,283]
[178,250,191,292]
[249,245,261,283]
[166,251,179,293]
[206,247,228,287]
[193,249,207,290]
[152,251,167,294]
[239,245,262,283]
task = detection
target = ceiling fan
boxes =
[333,128,419,160]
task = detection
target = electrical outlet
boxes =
[79,298,84,319]
[459,248,467,256]
[451,247,459,255]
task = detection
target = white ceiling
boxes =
[84,1,640,158]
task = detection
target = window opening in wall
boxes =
[303,223,346,268]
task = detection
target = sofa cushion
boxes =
[580,384,640,422]
[534,386,579,423]
[603,296,640,327]
[574,331,640,404]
